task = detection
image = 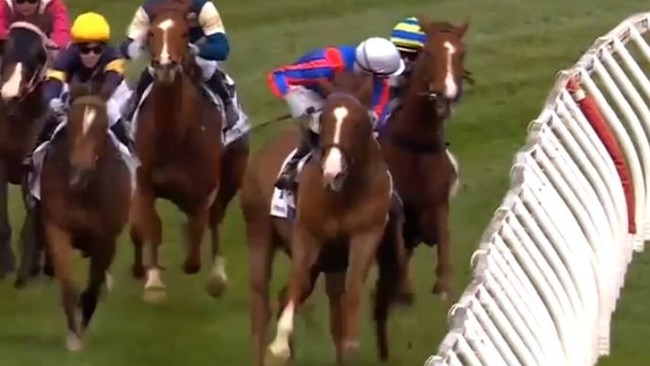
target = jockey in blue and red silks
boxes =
[266,37,405,190]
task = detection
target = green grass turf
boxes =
[0,0,648,365]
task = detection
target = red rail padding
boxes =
[566,77,636,234]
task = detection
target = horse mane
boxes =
[319,72,374,108]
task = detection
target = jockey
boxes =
[388,16,425,104]
[0,0,71,51]
[120,0,239,129]
[37,12,133,152]
[267,37,405,190]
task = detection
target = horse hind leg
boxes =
[43,221,83,351]
[0,165,15,278]
[129,225,145,278]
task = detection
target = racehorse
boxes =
[0,13,54,280]
[39,85,131,351]
[377,19,468,300]
[129,0,231,302]
[241,71,408,365]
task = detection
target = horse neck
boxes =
[151,74,197,142]
[390,56,446,151]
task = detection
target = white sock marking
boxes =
[269,300,296,357]
[443,41,458,99]
[1,62,22,99]
[322,106,347,180]
[82,106,96,135]
[157,19,174,65]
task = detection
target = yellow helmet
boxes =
[71,12,111,43]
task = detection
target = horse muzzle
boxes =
[68,166,91,191]
[151,61,181,84]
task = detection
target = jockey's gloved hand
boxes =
[126,40,145,60]
[48,98,65,115]
[188,43,200,57]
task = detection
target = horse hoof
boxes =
[132,265,145,279]
[432,284,450,301]
[396,291,415,306]
[264,347,292,366]
[142,288,167,305]
[182,262,201,275]
[205,273,228,298]
[341,341,361,364]
[66,331,84,352]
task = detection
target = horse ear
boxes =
[68,84,90,102]
[456,21,469,38]
[417,16,433,34]
[355,76,374,108]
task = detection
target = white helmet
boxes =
[354,37,405,76]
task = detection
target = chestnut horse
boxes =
[129,0,238,302]
[39,88,131,351]
[378,19,468,300]
[241,72,407,366]
[0,14,54,279]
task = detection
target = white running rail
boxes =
[425,12,650,366]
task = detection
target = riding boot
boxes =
[275,130,317,191]
[110,119,135,153]
[22,117,57,169]
[123,70,153,123]
[205,71,238,129]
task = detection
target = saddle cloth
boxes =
[28,122,139,201]
[269,147,398,220]
[269,148,312,219]
[130,74,250,147]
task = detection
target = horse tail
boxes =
[446,149,461,198]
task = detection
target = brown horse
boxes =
[129,0,230,302]
[378,19,468,300]
[39,87,131,351]
[241,71,407,365]
[0,14,54,279]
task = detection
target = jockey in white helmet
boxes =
[267,36,404,191]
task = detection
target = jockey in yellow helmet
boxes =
[33,12,133,158]
[387,16,426,110]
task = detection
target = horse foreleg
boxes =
[79,238,115,332]
[430,203,452,300]
[325,272,346,364]
[131,184,164,304]
[43,220,82,352]
[342,227,385,363]
[248,228,274,366]
[0,163,15,278]
[14,200,39,288]
[266,227,320,364]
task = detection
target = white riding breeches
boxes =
[60,80,132,127]
[284,86,324,133]
[195,56,219,80]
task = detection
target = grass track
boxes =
[0,0,648,365]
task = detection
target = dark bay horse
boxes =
[241,72,408,366]
[0,14,54,278]
[130,0,229,302]
[39,88,131,351]
[378,19,468,300]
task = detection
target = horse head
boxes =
[317,72,375,191]
[147,0,200,84]
[66,93,110,190]
[411,18,469,120]
[0,15,51,105]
